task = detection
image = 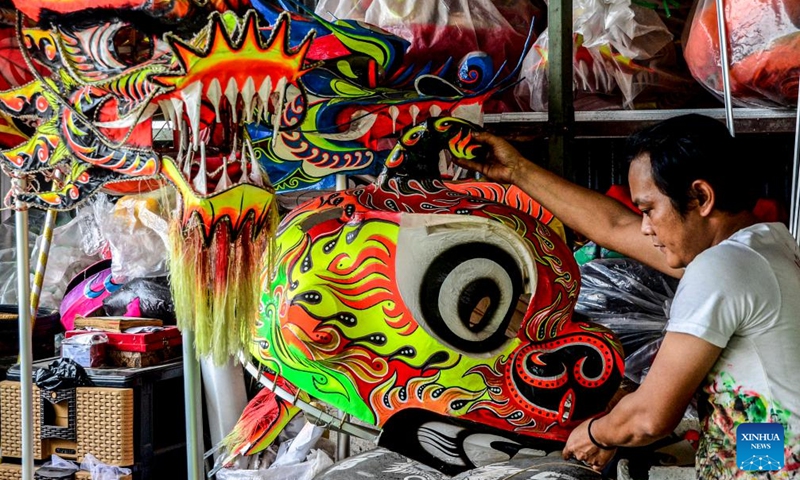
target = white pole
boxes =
[790,83,800,241]
[715,0,735,137]
[13,178,33,480]
[183,331,205,478]
[334,172,350,462]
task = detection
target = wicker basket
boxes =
[0,381,134,466]
[0,464,130,480]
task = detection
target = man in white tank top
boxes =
[455,114,800,479]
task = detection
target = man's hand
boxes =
[562,418,617,473]
[452,131,530,184]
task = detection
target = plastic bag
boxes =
[314,0,539,111]
[103,276,176,324]
[683,0,800,107]
[36,454,80,478]
[516,0,687,110]
[575,258,678,383]
[216,418,334,480]
[60,333,108,369]
[91,193,170,283]
[80,453,132,480]
[33,357,93,390]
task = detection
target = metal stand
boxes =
[183,331,205,479]
[333,173,352,462]
[791,83,800,242]
[715,0,735,136]
[13,178,33,480]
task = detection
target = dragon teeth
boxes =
[409,104,420,125]
[216,154,232,192]
[193,142,208,195]
[241,77,256,124]
[258,77,272,122]
[429,104,442,118]
[158,100,176,129]
[244,137,263,187]
[207,79,222,123]
[225,78,239,124]
[389,105,399,134]
[182,81,203,150]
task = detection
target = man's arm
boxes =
[563,332,722,467]
[457,132,682,277]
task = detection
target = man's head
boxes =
[625,114,758,268]
[625,114,758,215]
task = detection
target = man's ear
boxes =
[691,180,715,217]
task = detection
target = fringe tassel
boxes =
[168,201,279,364]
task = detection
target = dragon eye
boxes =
[395,215,536,354]
[112,25,154,66]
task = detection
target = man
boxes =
[454,114,800,478]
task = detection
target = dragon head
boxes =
[251,117,624,474]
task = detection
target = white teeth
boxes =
[182,81,203,150]
[389,105,399,134]
[170,97,185,131]
[193,142,208,195]
[409,104,420,125]
[240,140,249,181]
[182,124,192,178]
[258,77,272,122]
[225,78,239,124]
[158,100,175,129]
[244,137,263,187]
[216,155,232,192]
[272,77,287,134]
[207,79,222,123]
[177,119,188,172]
[429,105,442,118]
[241,77,256,124]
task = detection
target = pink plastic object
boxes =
[59,260,123,330]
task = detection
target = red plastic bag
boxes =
[516,0,686,110]
[684,0,800,107]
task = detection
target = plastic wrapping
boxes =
[216,418,334,480]
[516,0,691,110]
[91,193,170,283]
[683,0,800,107]
[60,332,108,368]
[33,358,93,390]
[103,276,175,324]
[314,0,539,111]
[0,204,107,309]
[80,453,132,480]
[575,258,678,383]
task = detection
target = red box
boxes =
[66,327,182,352]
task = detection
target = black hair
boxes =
[624,114,758,215]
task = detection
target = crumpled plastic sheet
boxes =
[33,357,93,390]
[515,0,683,110]
[0,210,104,309]
[81,453,132,480]
[575,258,678,383]
[216,418,334,480]
[91,193,170,283]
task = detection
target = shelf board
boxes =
[485,108,797,139]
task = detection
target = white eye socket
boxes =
[396,214,536,355]
[418,243,522,353]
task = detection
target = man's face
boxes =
[629,154,706,269]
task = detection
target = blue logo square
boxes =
[737,423,785,471]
